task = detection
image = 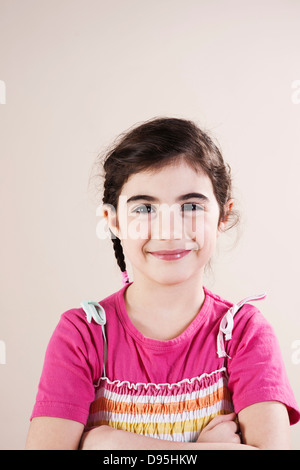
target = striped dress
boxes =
[82,293,265,442]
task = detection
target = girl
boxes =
[26,117,299,450]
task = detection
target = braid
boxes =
[112,235,126,272]
[111,233,130,284]
[103,178,130,284]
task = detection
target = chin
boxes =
[150,272,193,286]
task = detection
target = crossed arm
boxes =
[25,401,291,450]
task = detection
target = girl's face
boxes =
[104,160,232,285]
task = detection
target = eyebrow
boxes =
[126,192,210,204]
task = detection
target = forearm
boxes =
[80,425,258,450]
[106,429,257,450]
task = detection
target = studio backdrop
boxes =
[1,0,300,449]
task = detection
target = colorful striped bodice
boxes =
[86,368,233,442]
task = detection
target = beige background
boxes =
[1,0,300,449]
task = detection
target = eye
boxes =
[132,204,154,214]
[182,203,204,212]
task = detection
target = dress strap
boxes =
[80,301,107,377]
[217,292,267,358]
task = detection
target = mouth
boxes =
[148,249,192,261]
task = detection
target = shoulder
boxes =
[56,307,99,340]
[203,286,234,322]
[58,287,121,330]
[204,286,233,309]
[48,286,123,353]
[203,287,267,326]
[204,287,270,357]
[223,295,278,360]
[205,287,268,326]
[233,301,273,340]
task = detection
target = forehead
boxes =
[120,161,215,202]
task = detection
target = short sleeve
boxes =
[226,306,300,425]
[30,308,103,425]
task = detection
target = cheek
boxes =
[194,215,219,250]
[121,237,146,264]
[181,213,206,245]
[119,215,151,241]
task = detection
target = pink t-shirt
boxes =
[31,282,300,441]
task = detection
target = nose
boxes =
[151,203,184,240]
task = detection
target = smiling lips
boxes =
[149,249,192,261]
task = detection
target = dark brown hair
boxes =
[92,117,239,279]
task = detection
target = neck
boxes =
[124,271,205,340]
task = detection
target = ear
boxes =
[218,199,235,234]
[102,203,121,239]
